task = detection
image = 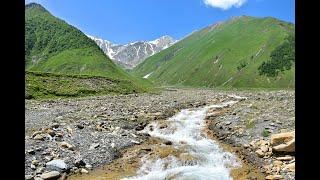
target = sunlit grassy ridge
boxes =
[133,16,295,88]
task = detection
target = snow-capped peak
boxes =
[87,35,178,69]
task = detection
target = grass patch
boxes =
[262,128,270,137]
[25,71,154,100]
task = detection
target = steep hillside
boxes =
[25,3,151,96]
[133,16,295,88]
[26,3,128,79]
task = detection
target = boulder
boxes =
[272,138,295,153]
[270,131,294,146]
[46,159,68,170]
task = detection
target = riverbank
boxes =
[25,89,294,179]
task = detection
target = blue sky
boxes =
[26,0,295,44]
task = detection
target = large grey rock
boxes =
[46,159,67,170]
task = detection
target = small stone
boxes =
[66,126,73,134]
[51,123,60,129]
[111,143,115,148]
[45,156,53,161]
[77,124,84,129]
[74,159,86,168]
[32,160,39,166]
[30,164,36,170]
[27,149,35,155]
[25,175,34,180]
[36,167,45,174]
[255,149,265,158]
[40,171,60,179]
[273,160,283,166]
[85,164,92,170]
[286,162,295,172]
[89,143,100,150]
[46,159,68,170]
[164,141,172,145]
[32,131,42,137]
[60,142,74,151]
[80,168,89,174]
[33,134,45,141]
[131,140,140,144]
[276,156,294,161]
[225,121,231,125]
[45,129,56,137]
[260,145,269,153]
[265,175,284,180]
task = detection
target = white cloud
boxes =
[203,0,247,10]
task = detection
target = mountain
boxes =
[88,35,177,69]
[25,3,151,97]
[132,16,295,88]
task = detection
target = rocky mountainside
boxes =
[88,35,177,69]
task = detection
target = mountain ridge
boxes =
[133,16,295,88]
[88,35,177,69]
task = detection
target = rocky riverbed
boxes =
[25,89,294,179]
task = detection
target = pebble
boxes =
[89,143,100,150]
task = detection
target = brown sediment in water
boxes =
[204,109,266,180]
[67,137,189,180]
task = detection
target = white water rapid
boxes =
[122,100,242,180]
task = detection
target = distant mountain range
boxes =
[87,35,177,69]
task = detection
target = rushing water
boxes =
[122,100,241,180]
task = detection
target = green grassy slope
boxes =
[25,3,152,97]
[133,16,295,88]
[25,71,152,99]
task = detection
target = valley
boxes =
[25,2,295,180]
[25,89,295,179]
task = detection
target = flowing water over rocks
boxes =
[123,100,240,179]
[25,89,294,179]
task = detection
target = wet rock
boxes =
[40,171,60,179]
[46,159,68,170]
